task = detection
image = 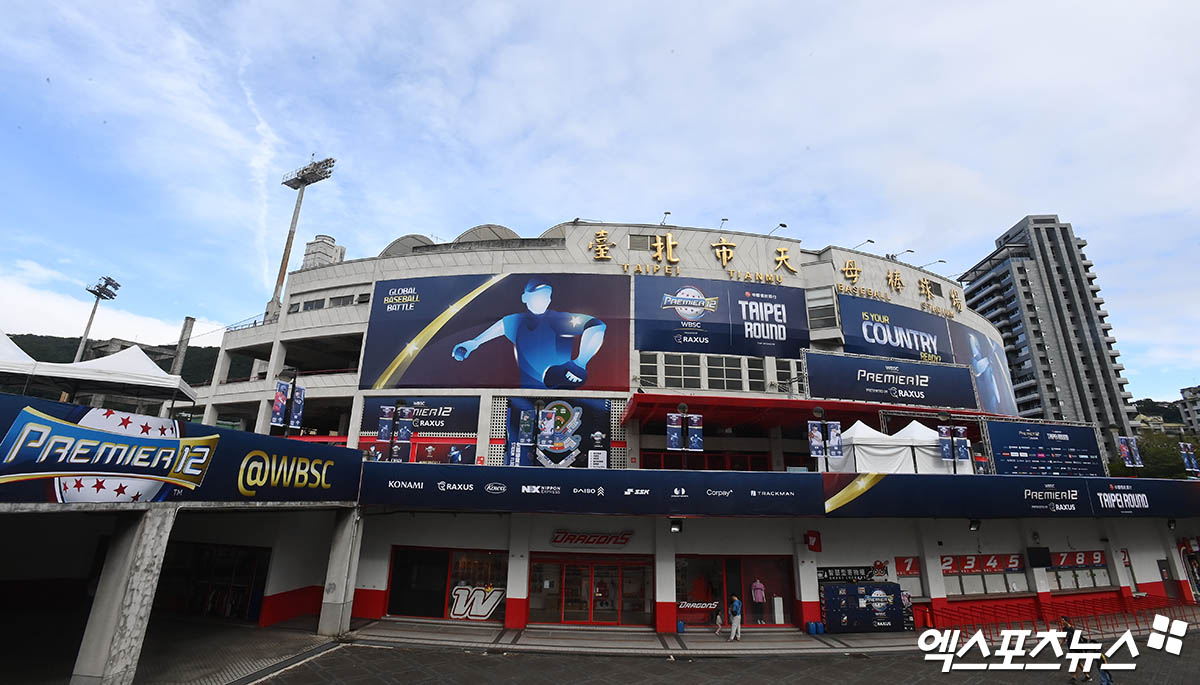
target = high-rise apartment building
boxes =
[961,215,1134,457]
[1180,386,1200,434]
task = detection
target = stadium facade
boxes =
[3,221,1198,681]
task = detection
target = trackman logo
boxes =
[750,490,795,497]
[388,480,423,489]
[484,482,506,494]
[437,481,473,492]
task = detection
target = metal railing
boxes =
[225,312,279,332]
[931,594,1200,643]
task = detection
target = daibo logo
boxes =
[484,482,506,494]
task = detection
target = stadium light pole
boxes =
[852,239,874,250]
[267,157,336,319]
[74,276,120,362]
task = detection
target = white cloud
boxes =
[0,263,224,348]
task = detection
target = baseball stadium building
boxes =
[3,221,1198,681]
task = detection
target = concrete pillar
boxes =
[201,403,219,426]
[71,507,177,685]
[209,347,232,386]
[792,522,820,625]
[504,513,530,629]
[253,398,273,435]
[346,393,364,449]
[916,519,948,624]
[318,508,364,636]
[654,517,676,632]
[1100,520,1135,607]
[768,426,785,472]
[1019,521,1053,624]
[625,419,641,469]
[1159,526,1195,604]
[475,392,494,465]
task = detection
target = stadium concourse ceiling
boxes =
[620,393,1008,429]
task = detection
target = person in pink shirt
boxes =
[750,578,766,624]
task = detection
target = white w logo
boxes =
[448,586,506,620]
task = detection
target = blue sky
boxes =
[1,2,1198,400]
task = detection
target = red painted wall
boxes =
[258,585,323,627]
[505,597,529,629]
[352,588,388,619]
[655,601,677,633]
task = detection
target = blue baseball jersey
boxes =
[500,310,598,388]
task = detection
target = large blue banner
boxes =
[360,273,630,391]
[635,277,809,357]
[0,392,362,503]
[947,319,1018,416]
[821,473,1097,518]
[839,295,951,363]
[361,462,825,515]
[986,421,1105,477]
[805,351,979,409]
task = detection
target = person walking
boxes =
[728,594,743,641]
[1060,616,1093,683]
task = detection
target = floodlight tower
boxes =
[266,157,336,318]
[74,276,121,362]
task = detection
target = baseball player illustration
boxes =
[452,278,606,389]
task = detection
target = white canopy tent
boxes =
[822,419,974,475]
[0,331,196,402]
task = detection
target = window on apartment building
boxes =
[357,293,371,304]
[664,354,702,389]
[287,303,300,314]
[638,352,658,390]
[302,299,324,311]
[777,359,804,395]
[708,356,744,390]
[329,295,355,307]
[628,234,653,250]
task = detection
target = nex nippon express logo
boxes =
[919,615,1188,673]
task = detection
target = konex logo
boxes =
[662,286,719,321]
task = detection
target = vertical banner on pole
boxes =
[808,421,826,457]
[517,410,536,446]
[938,426,953,461]
[270,381,289,427]
[1129,436,1143,468]
[954,426,970,460]
[667,413,683,451]
[392,406,414,461]
[537,410,557,450]
[826,421,843,457]
[686,414,704,452]
[1118,436,1134,468]
[377,406,394,442]
[288,386,305,431]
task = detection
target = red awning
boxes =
[621,392,1009,428]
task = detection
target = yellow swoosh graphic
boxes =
[372,274,509,389]
[824,473,887,513]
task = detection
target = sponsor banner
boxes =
[360,462,825,516]
[938,426,953,461]
[987,421,1105,477]
[817,563,889,583]
[947,319,1018,416]
[410,442,476,465]
[1182,442,1198,473]
[360,273,630,391]
[1118,436,1134,468]
[634,276,809,357]
[808,421,825,457]
[270,381,289,427]
[821,473,1096,518]
[507,397,610,468]
[955,427,970,461]
[806,351,979,410]
[822,582,905,633]
[0,392,360,503]
[288,386,305,430]
[1128,436,1144,468]
[827,421,843,458]
[839,295,950,363]
[686,414,703,452]
[361,396,479,461]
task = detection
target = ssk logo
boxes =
[624,488,650,496]
[388,480,424,490]
[437,480,474,492]
[484,482,506,494]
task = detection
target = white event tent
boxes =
[822,419,973,475]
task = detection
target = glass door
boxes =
[620,565,652,625]
[563,564,591,622]
[591,565,619,623]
